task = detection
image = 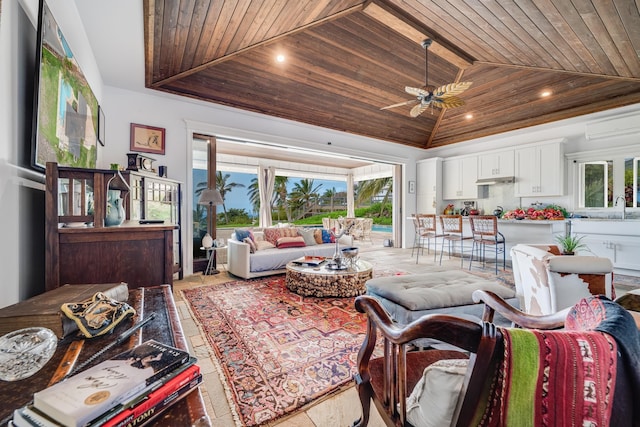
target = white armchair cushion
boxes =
[406,359,468,427]
[547,256,613,274]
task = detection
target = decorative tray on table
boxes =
[292,256,327,267]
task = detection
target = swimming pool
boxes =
[372,224,392,233]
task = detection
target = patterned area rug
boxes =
[182,275,373,426]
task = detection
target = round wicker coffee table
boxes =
[285,260,373,298]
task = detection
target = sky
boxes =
[193,169,347,217]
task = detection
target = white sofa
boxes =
[510,243,614,315]
[227,229,353,279]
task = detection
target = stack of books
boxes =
[11,340,201,427]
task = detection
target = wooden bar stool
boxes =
[438,215,472,267]
[415,214,445,263]
[469,215,505,274]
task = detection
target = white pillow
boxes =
[406,359,468,427]
[299,228,318,246]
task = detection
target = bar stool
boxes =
[438,215,472,267]
[415,214,445,263]
[468,215,505,274]
[410,214,421,258]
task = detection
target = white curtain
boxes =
[347,172,355,218]
[258,165,275,228]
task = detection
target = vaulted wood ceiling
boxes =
[144,0,640,150]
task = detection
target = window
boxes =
[624,157,640,207]
[579,161,612,208]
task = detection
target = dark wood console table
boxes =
[0,285,211,426]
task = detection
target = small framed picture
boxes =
[98,106,105,146]
[408,180,416,194]
[130,123,165,155]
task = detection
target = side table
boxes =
[201,246,227,275]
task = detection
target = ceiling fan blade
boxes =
[410,102,430,118]
[405,86,429,97]
[380,99,418,110]
[433,82,473,98]
[433,96,466,109]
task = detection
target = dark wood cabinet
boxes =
[122,171,183,279]
[45,163,180,291]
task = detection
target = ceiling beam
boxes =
[363,1,473,70]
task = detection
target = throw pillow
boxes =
[280,227,300,238]
[299,228,317,246]
[314,229,324,244]
[276,236,306,249]
[235,228,253,242]
[406,359,468,427]
[243,237,257,253]
[263,228,281,246]
[321,229,335,243]
[255,240,275,251]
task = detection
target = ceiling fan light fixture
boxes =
[380,38,472,117]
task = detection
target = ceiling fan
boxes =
[381,39,472,118]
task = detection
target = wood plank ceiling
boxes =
[144,0,640,150]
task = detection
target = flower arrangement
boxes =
[502,206,565,220]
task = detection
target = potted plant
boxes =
[555,233,587,255]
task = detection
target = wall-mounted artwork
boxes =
[31,0,98,171]
[130,123,165,155]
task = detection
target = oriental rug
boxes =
[182,274,384,426]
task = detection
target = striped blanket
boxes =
[474,295,640,426]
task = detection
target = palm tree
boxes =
[247,178,260,216]
[273,176,289,222]
[192,204,207,236]
[322,187,337,212]
[357,177,392,216]
[216,171,245,224]
[290,179,323,219]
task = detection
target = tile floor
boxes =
[172,232,472,426]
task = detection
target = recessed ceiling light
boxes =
[541,90,552,97]
[465,114,473,120]
[276,54,285,63]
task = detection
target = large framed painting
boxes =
[31,0,98,171]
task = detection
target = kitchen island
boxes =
[496,218,568,260]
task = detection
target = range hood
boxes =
[475,176,515,185]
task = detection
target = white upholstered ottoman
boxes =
[365,270,518,327]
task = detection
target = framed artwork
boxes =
[31,0,98,171]
[130,123,165,155]
[98,106,105,146]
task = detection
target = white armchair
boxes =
[510,244,614,315]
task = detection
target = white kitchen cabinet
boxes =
[416,158,442,214]
[477,149,514,180]
[571,219,640,276]
[514,141,564,197]
[443,156,478,200]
